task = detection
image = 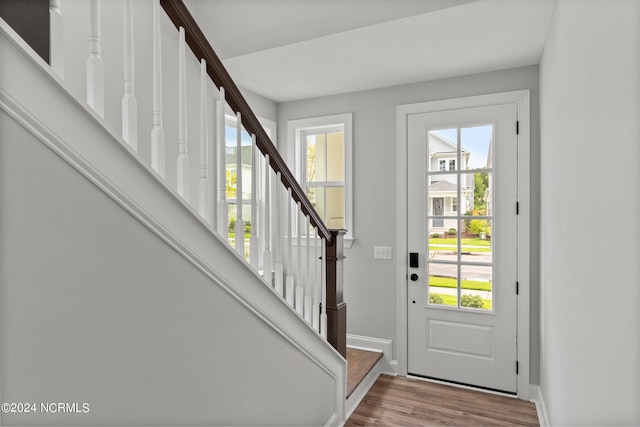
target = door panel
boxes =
[407,103,518,393]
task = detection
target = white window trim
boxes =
[287,113,353,246]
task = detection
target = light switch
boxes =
[374,246,392,260]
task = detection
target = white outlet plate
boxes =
[374,246,392,260]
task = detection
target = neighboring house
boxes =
[427,132,473,233]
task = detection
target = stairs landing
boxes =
[346,348,383,398]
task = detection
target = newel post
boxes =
[326,229,347,358]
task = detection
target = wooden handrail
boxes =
[160,0,332,243]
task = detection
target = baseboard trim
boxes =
[347,334,398,375]
[325,412,341,427]
[529,385,550,427]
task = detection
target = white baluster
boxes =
[49,0,64,78]
[312,228,320,331]
[122,0,137,151]
[304,215,312,323]
[217,87,228,237]
[234,112,244,255]
[176,26,189,202]
[274,172,284,297]
[295,202,304,315]
[263,155,272,282]
[321,238,327,339]
[150,0,165,177]
[209,90,217,230]
[87,0,104,117]
[198,59,210,223]
[249,134,259,270]
[285,188,295,306]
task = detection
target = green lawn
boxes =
[228,233,251,240]
[429,238,491,246]
[429,276,491,291]
[429,293,493,310]
[429,238,491,253]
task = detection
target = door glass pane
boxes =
[461,171,492,217]
[460,219,492,264]
[461,124,493,170]
[429,227,457,257]
[428,262,457,307]
[428,128,458,173]
[461,265,492,311]
[425,126,496,313]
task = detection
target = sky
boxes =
[432,125,492,169]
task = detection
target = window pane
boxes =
[307,186,324,222]
[461,265,492,311]
[226,125,252,200]
[428,128,458,173]
[461,124,492,169]
[326,186,344,228]
[227,203,251,260]
[460,219,492,264]
[327,132,344,181]
[461,171,492,216]
[428,262,458,307]
[310,186,344,229]
[307,133,326,182]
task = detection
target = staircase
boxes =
[0,1,347,425]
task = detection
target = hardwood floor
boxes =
[347,348,383,398]
[347,375,539,426]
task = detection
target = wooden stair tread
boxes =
[346,348,383,398]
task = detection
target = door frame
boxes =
[395,90,531,399]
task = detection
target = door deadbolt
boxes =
[410,273,419,281]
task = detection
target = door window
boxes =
[427,125,494,311]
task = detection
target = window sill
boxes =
[290,236,355,249]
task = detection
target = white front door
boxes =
[407,103,519,393]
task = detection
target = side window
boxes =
[224,114,276,254]
[288,113,353,239]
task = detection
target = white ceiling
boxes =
[184,0,556,103]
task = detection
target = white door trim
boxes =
[396,90,530,399]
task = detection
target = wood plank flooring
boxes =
[347,348,383,398]
[347,374,539,426]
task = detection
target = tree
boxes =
[226,169,237,199]
[473,172,489,210]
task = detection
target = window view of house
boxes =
[303,128,345,230]
[225,122,253,252]
[427,126,494,311]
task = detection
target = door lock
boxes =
[410,273,419,281]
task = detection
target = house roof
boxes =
[428,132,469,155]
[429,179,471,193]
[429,180,458,192]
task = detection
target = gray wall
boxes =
[539,0,640,424]
[0,108,335,426]
[278,65,541,384]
